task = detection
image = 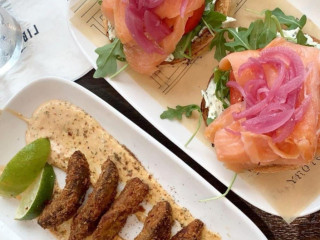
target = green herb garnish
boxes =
[270,8,306,30]
[200,173,238,201]
[210,8,308,61]
[94,38,127,79]
[256,11,278,49]
[213,68,230,109]
[204,0,215,12]
[172,0,227,59]
[160,105,201,120]
[160,70,230,140]
[209,30,227,61]
[206,117,214,125]
[173,26,202,59]
[160,105,202,146]
[247,19,265,49]
[225,27,253,51]
[202,11,227,31]
[296,30,308,45]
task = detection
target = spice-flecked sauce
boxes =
[25,100,220,240]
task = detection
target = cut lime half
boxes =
[15,163,55,220]
[0,138,51,197]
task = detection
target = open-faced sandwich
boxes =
[201,9,320,172]
[94,0,232,77]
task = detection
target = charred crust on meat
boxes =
[135,201,173,240]
[69,159,119,240]
[38,151,90,229]
[171,219,204,240]
[91,177,149,240]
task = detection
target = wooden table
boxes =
[76,70,320,240]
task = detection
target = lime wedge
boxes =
[15,163,55,220]
[0,138,51,197]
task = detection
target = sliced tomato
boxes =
[229,71,243,105]
[184,4,205,34]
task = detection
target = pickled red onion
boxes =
[228,46,309,142]
[138,0,164,9]
[125,5,164,53]
[144,10,172,42]
[125,0,171,53]
[243,108,294,134]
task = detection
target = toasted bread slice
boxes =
[200,74,213,127]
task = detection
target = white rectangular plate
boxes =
[0,78,266,239]
[67,0,320,217]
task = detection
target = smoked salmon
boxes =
[205,38,320,172]
[101,0,204,75]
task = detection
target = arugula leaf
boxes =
[173,26,202,59]
[256,11,277,49]
[297,30,308,45]
[94,38,126,79]
[225,27,253,51]
[248,19,264,49]
[202,11,227,30]
[173,0,227,60]
[210,8,309,62]
[204,0,215,11]
[210,30,228,61]
[160,105,202,146]
[213,68,230,108]
[207,117,214,125]
[271,8,306,30]
[160,105,201,120]
[98,0,102,5]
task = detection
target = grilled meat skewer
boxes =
[171,219,204,240]
[135,201,173,240]
[38,151,90,229]
[92,177,149,240]
[69,159,119,240]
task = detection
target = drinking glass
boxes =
[0,7,22,76]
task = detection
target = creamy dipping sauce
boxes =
[25,100,220,240]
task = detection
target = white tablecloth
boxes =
[0,0,93,107]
